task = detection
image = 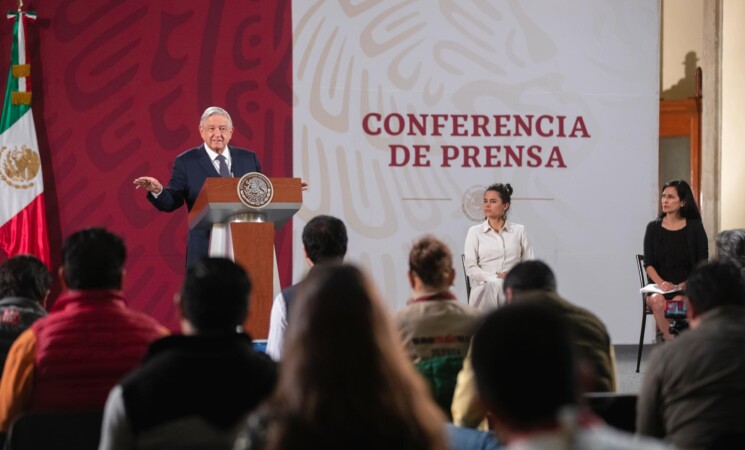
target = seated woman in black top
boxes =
[643,180,708,341]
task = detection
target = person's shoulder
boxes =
[546,293,610,338]
[446,423,499,450]
[580,424,672,450]
[506,221,528,232]
[0,296,46,314]
[241,339,278,385]
[230,146,254,153]
[124,308,168,334]
[230,146,257,158]
[440,298,482,319]
[687,218,705,230]
[175,146,205,160]
[467,222,486,233]
[397,299,481,325]
[644,218,662,237]
[395,301,422,323]
[646,218,663,229]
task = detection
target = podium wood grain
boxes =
[188,177,302,339]
[231,222,274,338]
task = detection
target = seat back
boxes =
[635,253,655,372]
[637,254,653,314]
[636,254,647,289]
[460,254,471,301]
[584,392,638,433]
[4,410,103,450]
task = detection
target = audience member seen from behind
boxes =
[503,260,617,393]
[637,259,745,450]
[471,300,670,450]
[715,228,745,281]
[234,264,449,450]
[0,228,167,433]
[464,183,533,311]
[643,179,708,341]
[451,260,617,429]
[266,215,347,360]
[0,255,50,376]
[396,236,481,419]
[100,257,277,450]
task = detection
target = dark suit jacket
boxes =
[147,145,261,267]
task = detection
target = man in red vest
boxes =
[0,227,167,432]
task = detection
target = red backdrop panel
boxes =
[0,0,293,330]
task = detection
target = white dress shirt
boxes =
[265,292,287,361]
[203,144,232,176]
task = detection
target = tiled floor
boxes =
[614,344,664,394]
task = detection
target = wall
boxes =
[721,0,745,230]
[660,0,703,100]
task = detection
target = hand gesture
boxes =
[134,176,163,194]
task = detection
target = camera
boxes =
[664,299,689,335]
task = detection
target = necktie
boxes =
[216,154,230,177]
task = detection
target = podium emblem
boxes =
[462,185,486,222]
[237,172,274,208]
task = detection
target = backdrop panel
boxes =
[0,0,293,331]
[292,1,660,344]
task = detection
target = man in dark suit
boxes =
[134,107,262,267]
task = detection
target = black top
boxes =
[656,227,690,284]
[121,333,277,433]
[643,218,708,285]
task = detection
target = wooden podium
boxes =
[188,177,302,338]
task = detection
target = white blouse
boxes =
[463,220,533,285]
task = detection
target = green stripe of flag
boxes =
[0,11,31,134]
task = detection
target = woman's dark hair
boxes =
[659,179,701,220]
[264,264,448,450]
[486,183,513,204]
[409,236,453,290]
[485,183,513,219]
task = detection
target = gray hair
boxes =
[200,106,233,127]
[716,229,745,279]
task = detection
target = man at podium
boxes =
[134,106,262,267]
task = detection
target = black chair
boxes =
[461,254,471,302]
[584,392,638,433]
[636,254,655,372]
[4,410,103,450]
[708,431,745,450]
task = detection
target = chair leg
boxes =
[636,307,648,373]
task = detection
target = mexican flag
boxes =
[0,10,49,266]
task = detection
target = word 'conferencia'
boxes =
[362,112,591,169]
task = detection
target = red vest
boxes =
[29,290,164,410]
